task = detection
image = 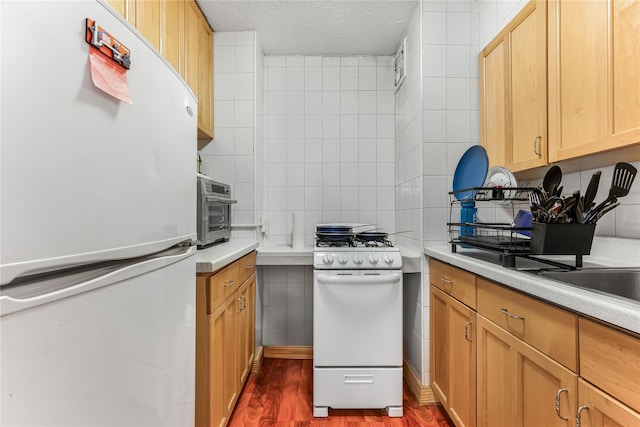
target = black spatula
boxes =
[584,163,637,223]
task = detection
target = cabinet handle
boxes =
[464,322,473,342]
[241,295,246,311]
[500,308,525,320]
[440,277,453,292]
[533,136,542,157]
[224,280,235,287]
[555,388,569,421]
[236,297,242,314]
[576,405,590,427]
[245,264,255,269]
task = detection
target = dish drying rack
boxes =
[448,186,591,269]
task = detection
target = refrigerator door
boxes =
[0,245,196,426]
[0,0,197,285]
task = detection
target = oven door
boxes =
[313,270,402,367]
[203,196,236,242]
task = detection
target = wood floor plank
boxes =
[228,358,454,427]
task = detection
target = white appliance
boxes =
[1,1,197,425]
[313,233,403,418]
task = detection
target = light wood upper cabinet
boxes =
[184,0,213,142]
[197,14,214,140]
[184,0,200,96]
[480,38,507,169]
[480,0,547,172]
[161,0,184,76]
[105,0,136,24]
[547,0,640,162]
[135,0,161,51]
[507,0,547,171]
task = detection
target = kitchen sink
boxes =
[537,268,640,302]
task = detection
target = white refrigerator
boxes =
[1,1,198,425]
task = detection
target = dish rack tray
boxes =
[447,186,590,268]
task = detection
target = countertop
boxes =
[424,237,640,334]
[195,240,259,273]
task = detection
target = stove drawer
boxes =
[313,367,403,408]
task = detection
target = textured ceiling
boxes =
[198,0,419,55]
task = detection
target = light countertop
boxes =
[195,240,259,273]
[424,237,640,334]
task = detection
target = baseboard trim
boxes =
[252,346,264,373]
[264,345,313,359]
[403,359,438,406]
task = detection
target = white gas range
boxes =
[312,231,403,418]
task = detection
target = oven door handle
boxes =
[316,274,401,285]
[205,196,238,204]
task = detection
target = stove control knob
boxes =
[338,255,349,265]
[353,254,364,265]
[383,254,394,264]
[368,254,379,264]
[322,254,334,264]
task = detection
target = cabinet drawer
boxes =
[477,278,578,371]
[238,251,256,284]
[206,261,239,314]
[429,259,476,309]
[579,318,640,412]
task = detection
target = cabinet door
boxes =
[223,299,238,415]
[477,315,577,427]
[507,0,547,171]
[197,14,213,139]
[161,0,184,76]
[548,0,640,162]
[105,0,136,24]
[209,305,227,427]
[480,38,507,169]
[576,379,640,427]
[183,0,200,96]
[135,0,161,51]
[430,287,476,427]
[243,276,256,381]
[430,286,450,408]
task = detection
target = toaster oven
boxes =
[196,175,236,248]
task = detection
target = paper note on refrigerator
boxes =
[88,46,132,104]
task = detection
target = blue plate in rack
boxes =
[452,145,489,201]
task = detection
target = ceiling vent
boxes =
[394,36,407,92]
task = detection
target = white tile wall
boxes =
[200,31,257,241]
[263,55,396,247]
[261,265,314,345]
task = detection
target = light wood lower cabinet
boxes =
[196,251,256,427]
[430,259,640,427]
[430,286,476,427]
[477,315,577,427]
[576,379,640,427]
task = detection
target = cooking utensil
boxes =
[585,162,637,223]
[452,145,489,201]
[583,171,601,212]
[542,165,562,196]
[591,202,620,223]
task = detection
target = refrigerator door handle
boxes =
[0,246,196,316]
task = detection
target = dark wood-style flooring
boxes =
[228,358,454,426]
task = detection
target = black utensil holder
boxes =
[530,222,596,255]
